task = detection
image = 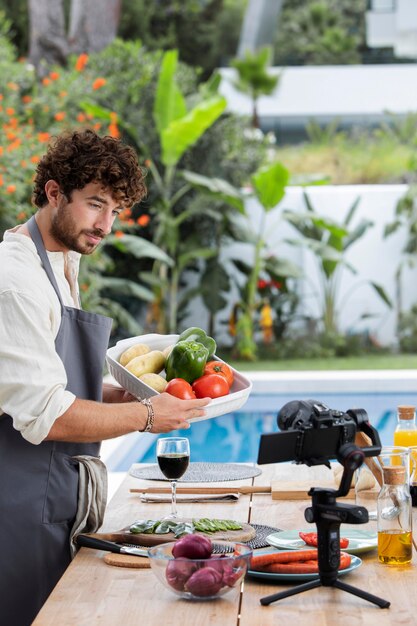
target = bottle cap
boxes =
[398,405,415,420]
[383,466,406,485]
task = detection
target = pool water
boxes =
[138,389,417,467]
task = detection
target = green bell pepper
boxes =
[165,340,209,383]
[178,327,216,358]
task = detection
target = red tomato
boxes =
[192,374,229,399]
[165,378,196,400]
[203,361,234,388]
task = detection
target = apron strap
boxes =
[28,215,65,308]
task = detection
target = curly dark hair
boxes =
[32,128,146,208]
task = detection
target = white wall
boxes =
[207,184,416,348]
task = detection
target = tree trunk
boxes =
[28,0,68,76]
[69,0,122,53]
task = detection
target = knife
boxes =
[130,485,271,495]
[76,534,149,557]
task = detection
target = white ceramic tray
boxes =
[106,333,252,422]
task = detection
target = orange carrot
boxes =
[250,550,351,574]
[250,549,318,569]
[260,562,320,574]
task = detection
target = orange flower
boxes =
[144,159,151,167]
[92,78,106,90]
[6,132,16,141]
[75,53,89,72]
[30,155,40,163]
[110,112,118,123]
[7,82,18,91]
[7,139,21,152]
[37,132,50,143]
[8,118,18,129]
[0,174,3,186]
[22,95,32,103]
[93,122,101,131]
[76,113,86,123]
[59,90,68,98]
[6,107,15,116]
[80,283,89,292]
[17,211,26,220]
[137,214,150,227]
[42,77,51,86]
[0,146,3,156]
[20,160,27,168]
[0,94,3,100]
[127,218,134,226]
[6,184,16,193]
[114,230,124,238]
[49,71,60,80]
[108,123,120,138]
[54,112,66,121]
[122,208,132,219]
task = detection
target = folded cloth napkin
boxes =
[140,492,240,503]
[69,455,108,558]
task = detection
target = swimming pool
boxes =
[103,370,417,471]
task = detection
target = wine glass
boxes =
[156,437,190,519]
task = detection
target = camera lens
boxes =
[277,400,314,430]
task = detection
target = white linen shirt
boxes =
[0,227,81,444]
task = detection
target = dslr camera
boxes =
[257,399,381,467]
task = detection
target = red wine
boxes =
[157,454,189,479]
[410,484,417,507]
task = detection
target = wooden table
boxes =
[33,463,417,626]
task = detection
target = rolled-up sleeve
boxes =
[0,289,76,444]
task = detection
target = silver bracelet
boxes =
[139,398,155,432]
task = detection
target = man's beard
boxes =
[50,200,104,254]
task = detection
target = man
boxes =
[0,128,209,626]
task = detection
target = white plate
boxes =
[247,551,362,583]
[266,529,378,555]
[106,333,252,422]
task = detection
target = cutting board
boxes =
[271,480,354,500]
[89,520,256,547]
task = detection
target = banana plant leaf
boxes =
[226,212,258,244]
[153,50,187,135]
[370,282,392,308]
[230,258,253,276]
[264,255,302,279]
[343,218,374,250]
[343,196,361,226]
[161,95,226,167]
[177,247,217,273]
[99,299,143,334]
[138,271,164,288]
[106,234,173,266]
[200,259,231,315]
[97,276,155,302]
[251,161,289,211]
[182,170,245,213]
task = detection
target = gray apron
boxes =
[0,216,112,626]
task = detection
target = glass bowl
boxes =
[147,541,252,601]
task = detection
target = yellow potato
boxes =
[119,343,151,366]
[162,344,175,359]
[125,350,165,378]
[139,373,167,393]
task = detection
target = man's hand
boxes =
[103,382,137,404]
[150,392,210,432]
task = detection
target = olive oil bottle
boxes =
[377,466,412,566]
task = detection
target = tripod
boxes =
[260,444,390,609]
